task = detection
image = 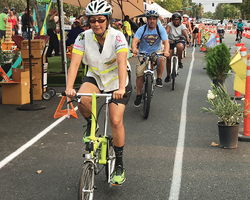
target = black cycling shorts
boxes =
[82,71,132,105]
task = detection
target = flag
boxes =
[206,34,217,48]
[40,0,52,35]
[230,52,248,94]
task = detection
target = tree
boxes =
[154,0,182,13]
[203,11,213,19]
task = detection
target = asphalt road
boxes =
[1,32,250,200]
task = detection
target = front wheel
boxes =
[143,74,152,119]
[79,162,95,200]
[171,57,177,90]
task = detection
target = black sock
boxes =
[85,116,91,124]
[114,146,123,167]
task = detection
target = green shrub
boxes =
[204,43,231,81]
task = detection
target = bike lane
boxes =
[179,33,250,200]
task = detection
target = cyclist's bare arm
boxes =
[183,29,190,43]
[163,39,170,57]
[166,25,170,34]
[115,51,128,99]
[65,52,83,97]
[131,37,140,54]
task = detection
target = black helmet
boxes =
[11,7,16,11]
[239,18,242,21]
[220,19,223,24]
[145,10,159,18]
[3,8,8,13]
[172,12,182,20]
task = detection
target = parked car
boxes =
[232,20,238,27]
[244,21,250,30]
[223,19,229,25]
[204,19,213,25]
[212,20,219,25]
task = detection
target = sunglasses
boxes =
[89,18,106,24]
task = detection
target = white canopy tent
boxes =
[144,2,172,18]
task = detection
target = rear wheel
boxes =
[220,35,222,43]
[143,74,152,119]
[79,162,95,200]
[171,57,177,90]
[105,138,116,184]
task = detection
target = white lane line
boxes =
[169,47,195,200]
[0,107,78,169]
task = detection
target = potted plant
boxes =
[204,43,231,86]
[202,84,249,148]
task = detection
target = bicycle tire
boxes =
[143,74,152,119]
[220,36,222,43]
[171,57,177,90]
[79,162,95,200]
[105,138,116,183]
[238,34,242,43]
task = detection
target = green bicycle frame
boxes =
[83,92,108,165]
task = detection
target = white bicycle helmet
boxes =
[86,0,112,17]
[183,14,189,18]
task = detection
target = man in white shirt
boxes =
[217,20,226,38]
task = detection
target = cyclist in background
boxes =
[182,14,192,46]
[165,12,190,83]
[217,20,226,38]
[182,14,192,33]
[131,10,170,107]
[235,19,244,41]
[65,0,132,185]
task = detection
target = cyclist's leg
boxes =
[78,78,101,136]
[156,56,164,79]
[77,79,101,118]
[165,49,173,80]
[109,103,126,184]
[236,29,239,40]
[176,42,185,67]
[134,60,146,106]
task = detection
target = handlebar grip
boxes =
[61,92,66,96]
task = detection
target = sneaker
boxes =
[164,76,171,83]
[195,44,197,47]
[83,122,91,138]
[178,62,183,69]
[235,38,238,41]
[155,78,163,88]
[134,95,142,107]
[83,122,99,138]
[112,165,126,185]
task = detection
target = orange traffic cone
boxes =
[216,33,220,44]
[53,96,78,119]
[243,30,246,37]
[230,27,233,34]
[242,54,250,137]
[200,46,206,52]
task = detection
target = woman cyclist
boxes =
[235,19,244,41]
[65,0,132,185]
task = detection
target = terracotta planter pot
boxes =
[218,122,239,149]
